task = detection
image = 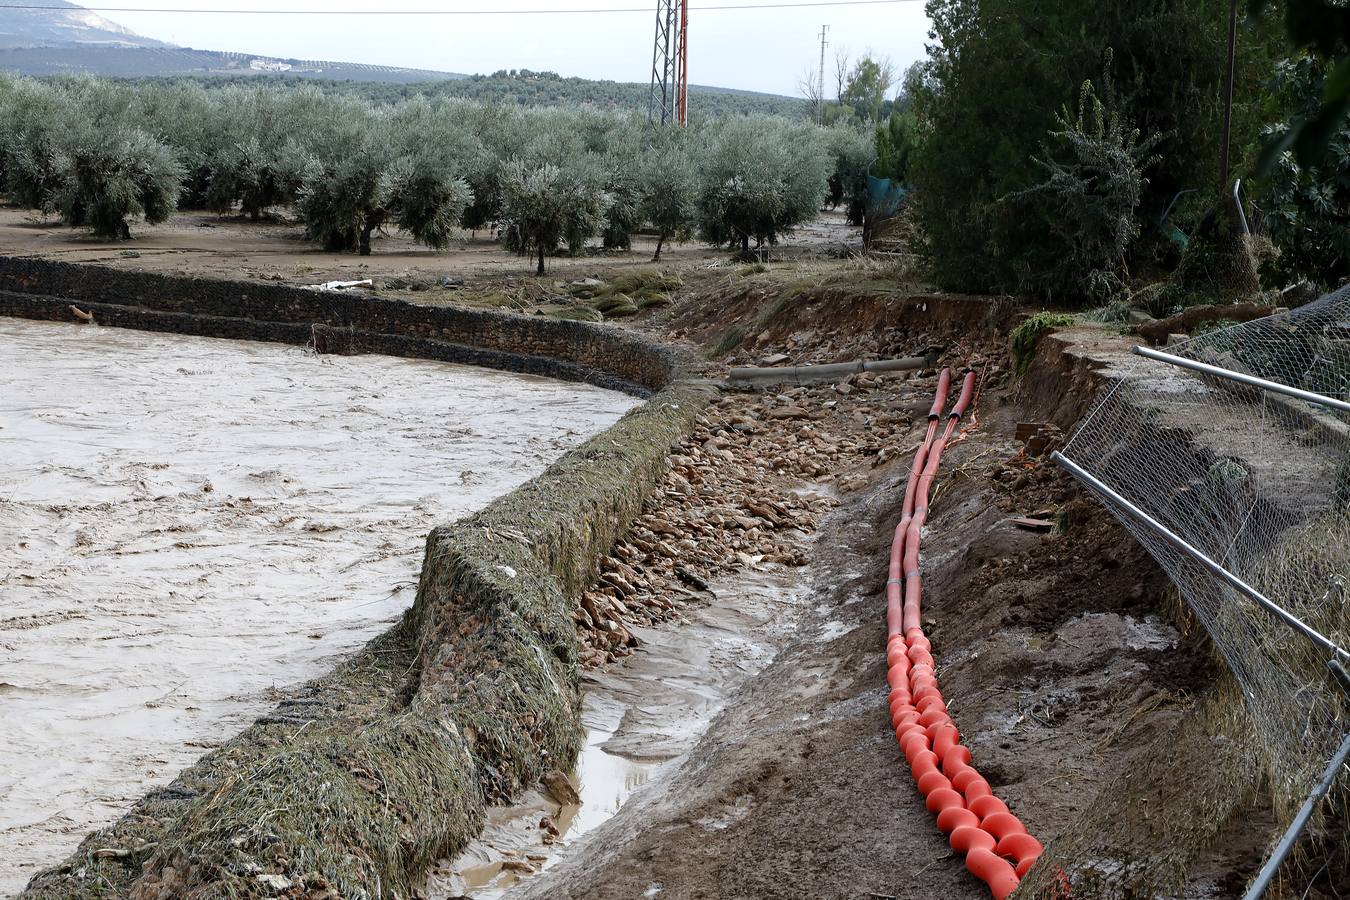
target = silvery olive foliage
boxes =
[0,74,832,263]
[696,115,831,257]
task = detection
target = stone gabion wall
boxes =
[0,257,678,395]
[6,258,713,899]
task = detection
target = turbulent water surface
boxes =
[0,318,636,895]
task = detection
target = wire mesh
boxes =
[1061,284,1350,809]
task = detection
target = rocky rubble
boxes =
[573,370,950,666]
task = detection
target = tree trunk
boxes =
[741,234,750,256]
[359,222,373,257]
[537,241,546,275]
[652,232,666,263]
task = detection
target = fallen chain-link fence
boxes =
[1051,283,1350,898]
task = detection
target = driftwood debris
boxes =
[1132,302,1276,346]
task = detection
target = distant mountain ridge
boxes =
[0,0,167,49]
[0,1,804,113]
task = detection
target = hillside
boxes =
[0,2,802,113]
[0,0,466,84]
[0,0,164,49]
[0,45,466,83]
[330,70,806,118]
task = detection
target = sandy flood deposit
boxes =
[0,318,636,895]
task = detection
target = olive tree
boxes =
[497,158,610,273]
[299,138,471,255]
[54,129,183,239]
[824,124,874,225]
[637,141,699,261]
[697,116,831,256]
[601,161,642,250]
[206,138,316,220]
[1,77,73,213]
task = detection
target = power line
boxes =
[11,0,923,15]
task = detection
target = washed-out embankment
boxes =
[0,257,714,898]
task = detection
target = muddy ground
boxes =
[501,374,1258,900]
[0,207,857,293]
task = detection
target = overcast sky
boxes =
[74,0,932,96]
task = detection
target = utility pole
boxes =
[676,0,688,126]
[648,0,688,127]
[817,24,829,126]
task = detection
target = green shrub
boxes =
[1007,57,1161,306]
[1010,311,1077,374]
[1256,55,1350,289]
[911,0,1283,298]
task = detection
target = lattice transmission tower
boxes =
[648,0,688,126]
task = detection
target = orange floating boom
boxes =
[884,370,1049,898]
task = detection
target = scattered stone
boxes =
[541,770,581,806]
[767,406,809,420]
[570,371,963,668]
[255,874,293,891]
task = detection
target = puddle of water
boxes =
[0,318,636,895]
[426,562,813,900]
[429,691,666,898]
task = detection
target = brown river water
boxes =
[0,318,636,896]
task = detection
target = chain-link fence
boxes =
[1051,284,1350,895]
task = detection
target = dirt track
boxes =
[504,372,1259,900]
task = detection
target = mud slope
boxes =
[516,393,1248,900]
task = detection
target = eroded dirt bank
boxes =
[0,318,635,895]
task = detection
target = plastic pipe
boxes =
[887,369,951,636]
[885,370,1045,898]
[728,354,933,385]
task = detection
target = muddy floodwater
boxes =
[0,318,636,896]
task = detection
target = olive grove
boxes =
[0,75,833,267]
